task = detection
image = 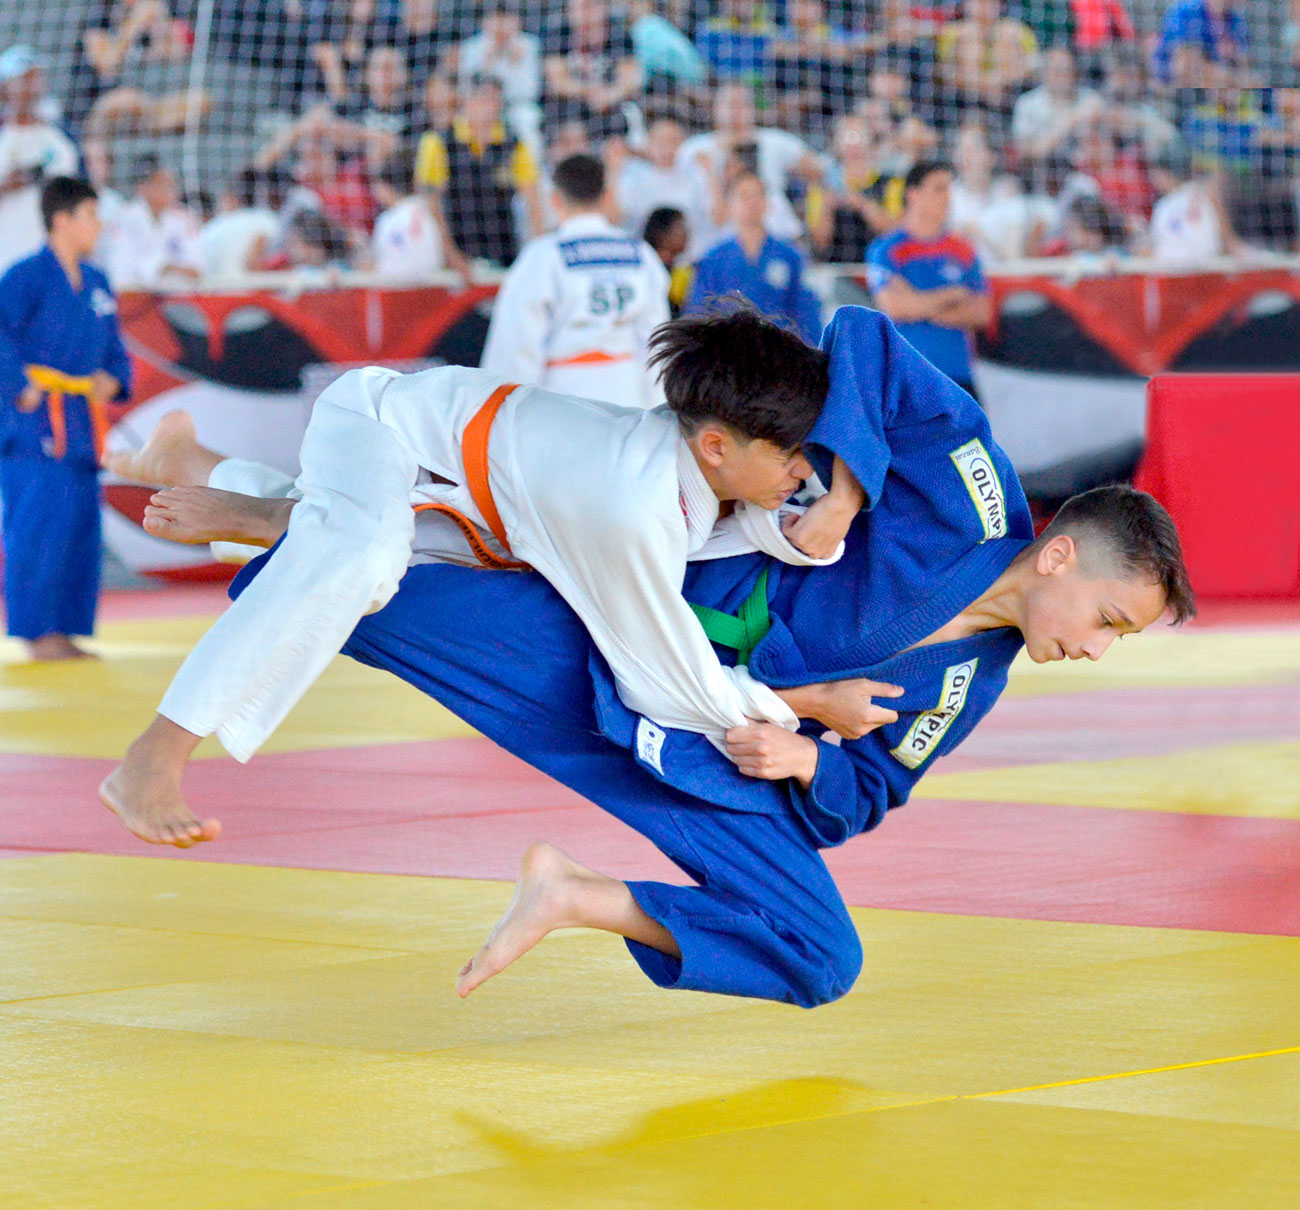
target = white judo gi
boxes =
[160,364,841,763]
[479,213,670,409]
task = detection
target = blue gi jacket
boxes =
[592,306,1034,847]
[0,246,131,467]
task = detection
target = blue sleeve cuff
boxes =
[787,738,882,848]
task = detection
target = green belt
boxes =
[689,567,771,666]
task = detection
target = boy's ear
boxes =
[1036,534,1077,576]
[693,422,730,468]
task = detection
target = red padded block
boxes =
[1137,374,1300,598]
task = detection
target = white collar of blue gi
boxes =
[676,437,721,556]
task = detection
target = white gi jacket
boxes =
[165,365,841,762]
[479,212,670,409]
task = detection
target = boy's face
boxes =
[1019,537,1168,664]
[701,427,814,510]
[53,199,102,257]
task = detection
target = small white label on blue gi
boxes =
[635,718,666,775]
[90,288,117,317]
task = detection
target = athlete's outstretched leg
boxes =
[456,842,680,997]
[143,486,294,547]
[103,369,415,846]
[104,411,223,487]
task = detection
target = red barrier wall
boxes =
[1136,375,1300,599]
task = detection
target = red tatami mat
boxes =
[5,735,1300,937]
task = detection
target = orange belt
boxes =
[545,350,634,368]
[412,382,532,572]
[24,365,111,462]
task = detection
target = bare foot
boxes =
[143,486,292,547]
[103,411,220,487]
[27,634,97,661]
[99,757,222,848]
[457,843,591,997]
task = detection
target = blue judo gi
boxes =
[233,307,1033,1008]
[686,233,822,344]
[0,246,130,640]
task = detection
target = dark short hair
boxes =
[643,206,685,248]
[377,147,417,195]
[553,153,604,204]
[291,208,349,261]
[647,303,829,449]
[132,153,166,187]
[40,176,97,230]
[229,165,262,209]
[1067,194,1129,246]
[1152,143,1194,183]
[1039,485,1196,624]
[904,158,953,193]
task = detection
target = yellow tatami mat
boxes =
[3,854,1299,1209]
[0,614,474,758]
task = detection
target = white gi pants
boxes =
[158,368,418,762]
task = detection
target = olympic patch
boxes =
[949,439,1007,540]
[890,659,978,770]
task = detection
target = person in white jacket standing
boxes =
[480,152,669,408]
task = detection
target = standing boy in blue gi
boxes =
[0,177,131,659]
[686,172,821,343]
[866,160,991,400]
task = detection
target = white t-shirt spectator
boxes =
[0,122,79,273]
[1011,86,1103,156]
[198,207,282,281]
[457,32,542,110]
[103,197,204,288]
[91,186,126,272]
[1150,182,1225,263]
[676,127,815,246]
[616,156,710,257]
[371,195,444,281]
[950,178,1056,263]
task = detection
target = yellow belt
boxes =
[24,365,109,461]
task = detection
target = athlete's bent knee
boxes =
[804,925,864,1007]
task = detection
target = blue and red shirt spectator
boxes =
[866,225,988,387]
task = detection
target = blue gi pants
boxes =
[268,559,865,1008]
[0,455,101,640]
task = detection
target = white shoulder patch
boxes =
[949,439,1007,540]
[890,659,978,771]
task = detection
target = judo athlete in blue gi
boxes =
[0,177,130,659]
[686,172,822,343]
[205,308,1195,1008]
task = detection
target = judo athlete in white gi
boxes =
[101,308,890,847]
[479,153,670,409]
[0,177,131,660]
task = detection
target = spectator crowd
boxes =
[1,0,1297,294]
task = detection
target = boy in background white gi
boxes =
[480,152,670,408]
[101,308,888,847]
